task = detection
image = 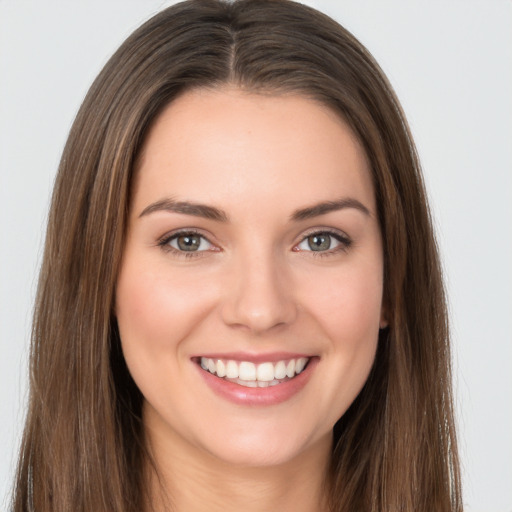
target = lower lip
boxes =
[195,358,318,406]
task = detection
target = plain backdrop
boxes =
[0,1,511,510]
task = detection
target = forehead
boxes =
[132,87,375,216]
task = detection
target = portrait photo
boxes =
[0,1,510,511]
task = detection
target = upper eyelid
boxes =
[296,226,351,242]
[158,228,213,243]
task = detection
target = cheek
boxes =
[115,258,217,361]
[307,272,382,422]
[305,264,384,346]
[299,260,382,414]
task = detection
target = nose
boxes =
[220,251,298,334]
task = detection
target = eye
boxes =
[295,231,351,253]
[160,231,214,253]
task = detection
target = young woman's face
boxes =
[116,88,386,468]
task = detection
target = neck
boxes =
[144,411,332,512]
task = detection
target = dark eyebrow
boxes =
[290,198,371,221]
[138,198,228,222]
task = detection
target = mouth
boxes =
[193,354,317,406]
[198,356,310,388]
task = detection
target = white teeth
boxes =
[239,361,256,381]
[256,362,275,382]
[286,359,296,378]
[232,378,284,388]
[216,359,226,378]
[226,360,238,378]
[274,360,286,379]
[199,356,310,385]
[295,357,308,374]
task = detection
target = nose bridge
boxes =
[221,243,297,333]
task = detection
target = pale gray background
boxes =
[1,1,511,510]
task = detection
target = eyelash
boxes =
[157,228,352,258]
[295,229,352,257]
[157,229,214,259]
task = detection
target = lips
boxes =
[194,354,317,405]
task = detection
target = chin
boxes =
[194,421,332,469]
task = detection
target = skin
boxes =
[115,87,386,512]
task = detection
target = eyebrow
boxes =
[138,198,228,222]
[290,198,371,221]
[138,196,370,223]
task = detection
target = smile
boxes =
[199,357,310,388]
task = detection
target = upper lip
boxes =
[192,352,314,364]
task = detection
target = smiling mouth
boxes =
[198,357,310,388]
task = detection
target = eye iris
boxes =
[308,233,331,251]
[177,234,201,251]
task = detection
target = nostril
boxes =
[221,294,297,333]
[219,258,298,332]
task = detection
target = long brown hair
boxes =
[12,0,462,510]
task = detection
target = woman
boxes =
[11,0,462,510]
